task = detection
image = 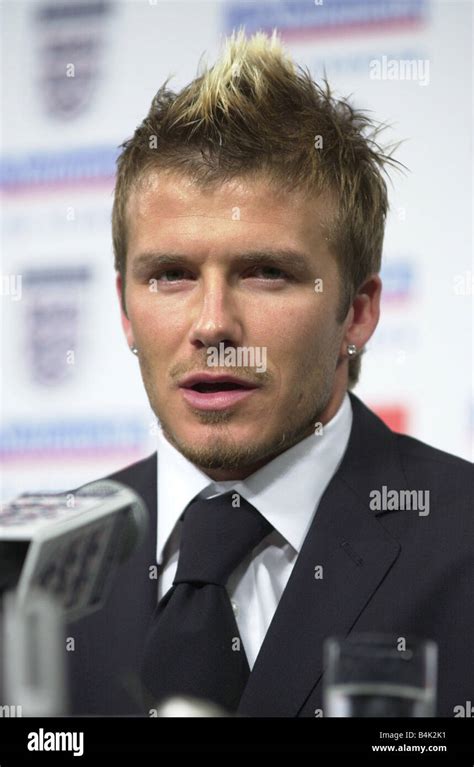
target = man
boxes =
[67,30,473,717]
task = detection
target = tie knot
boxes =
[173,492,272,587]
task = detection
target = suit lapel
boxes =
[237,394,406,717]
[108,452,159,631]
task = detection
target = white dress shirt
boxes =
[155,392,352,670]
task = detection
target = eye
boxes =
[247,266,288,280]
[154,269,191,282]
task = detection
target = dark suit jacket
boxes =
[67,393,473,717]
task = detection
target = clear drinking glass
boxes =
[323,633,438,717]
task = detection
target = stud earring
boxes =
[347,344,358,357]
[130,346,138,356]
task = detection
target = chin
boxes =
[181,423,255,448]
[164,422,269,469]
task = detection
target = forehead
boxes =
[125,170,336,257]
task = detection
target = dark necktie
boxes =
[140,491,272,713]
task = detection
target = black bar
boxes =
[0,716,473,762]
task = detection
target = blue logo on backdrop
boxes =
[223,0,428,39]
[380,261,414,302]
[0,147,117,192]
[0,418,147,458]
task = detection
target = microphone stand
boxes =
[0,586,67,717]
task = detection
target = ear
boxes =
[116,273,135,349]
[340,273,382,354]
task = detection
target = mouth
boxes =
[178,374,260,410]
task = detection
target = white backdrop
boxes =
[1,0,472,501]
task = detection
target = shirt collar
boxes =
[156,392,352,563]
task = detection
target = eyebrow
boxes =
[130,249,313,279]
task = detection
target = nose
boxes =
[188,273,242,349]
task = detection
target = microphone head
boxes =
[0,480,149,622]
[75,480,148,563]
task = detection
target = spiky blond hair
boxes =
[112,29,402,388]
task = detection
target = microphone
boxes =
[0,479,148,622]
[0,480,148,715]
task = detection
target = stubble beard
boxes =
[142,368,334,473]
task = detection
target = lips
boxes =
[178,373,260,410]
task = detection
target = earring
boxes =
[130,345,138,356]
[347,344,358,357]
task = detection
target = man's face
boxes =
[118,171,352,479]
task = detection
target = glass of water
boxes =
[323,633,437,717]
